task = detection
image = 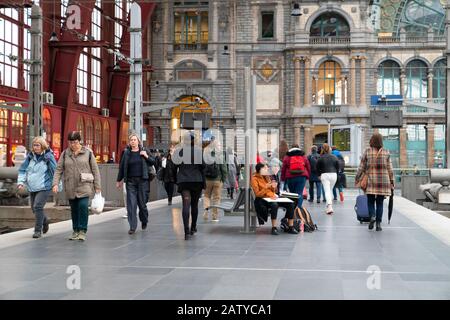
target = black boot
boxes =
[288,226,299,234]
[271,227,279,235]
[368,217,375,230]
[184,228,190,240]
[376,221,382,232]
[190,225,197,235]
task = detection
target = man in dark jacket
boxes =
[307,145,322,203]
[331,146,346,202]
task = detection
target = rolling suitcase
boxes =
[354,194,371,223]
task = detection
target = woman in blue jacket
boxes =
[17,137,57,239]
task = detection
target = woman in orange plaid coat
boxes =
[355,133,394,232]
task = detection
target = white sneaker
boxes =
[326,205,334,215]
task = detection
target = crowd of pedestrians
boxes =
[19,129,392,240]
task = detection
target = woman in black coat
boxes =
[116,134,156,234]
[162,152,177,205]
[173,133,205,240]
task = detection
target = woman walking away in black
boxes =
[117,134,156,235]
[162,152,177,205]
[173,132,205,240]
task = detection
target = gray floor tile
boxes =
[1,192,449,300]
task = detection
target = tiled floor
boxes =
[0,190,450,300]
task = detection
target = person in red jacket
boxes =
[281,144,311,208]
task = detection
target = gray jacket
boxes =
[52,147,101,200]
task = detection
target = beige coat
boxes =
[52,147,101,200]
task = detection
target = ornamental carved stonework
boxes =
[253,58,280,83]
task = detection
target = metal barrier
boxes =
[55,164,171,206]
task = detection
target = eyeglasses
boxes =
[68,140,79,144]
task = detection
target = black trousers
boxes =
[254,198,294,223]
[164,182,175,202]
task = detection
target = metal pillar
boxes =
[129,2,143,140]
[243,67,251,233]
[446,0,450,168]
[242,67,257,233]
[28,4,43,150]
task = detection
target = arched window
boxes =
[85,118,94,149]
[405,60,428,102]
[0,102,8,144]
[174,60,206,80]
[310,13,350,37]
[102,121,110,162]
[43,108,52,146]
[76,116,84,142]
[377,60,401,95]
[315,61,344,105]
[11,104,24,145]
[76,0,102,107]
[433,59,446,102]
[94,120,102,157]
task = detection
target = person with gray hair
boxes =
[18,136,57,238]
[117,133,156,235]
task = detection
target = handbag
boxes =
[358,173,369,191]
[357,148,382,191]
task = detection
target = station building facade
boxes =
[149,0,447,169]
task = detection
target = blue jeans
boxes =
[309,181,322,201]
[333,185,343,199]
[367,195,385,222]
[126,177,150,231]
[30,190,50,233]
[287,176,307,208]
[69,197,89,232]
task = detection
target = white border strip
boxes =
[394,196,450,246]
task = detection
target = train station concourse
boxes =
[1,190,449,300]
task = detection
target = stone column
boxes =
[400,70,406,98]
[350,57,356,106]
[399,127,408,168]
[427,70,434,103]
[304,57,311,106]
[294,57,301,108]
[427,123,435,168]
[304,126,313,154]
[360,57,366,106]
[340,75,346,104]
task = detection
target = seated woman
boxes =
[251,163,298,235]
